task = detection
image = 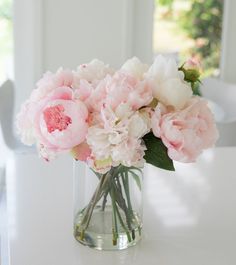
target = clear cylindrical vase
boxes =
[73,161,143,250]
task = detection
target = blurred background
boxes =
[0,0,227,85]
[0,0,226,82]
[153,0,223,77]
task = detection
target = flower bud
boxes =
[182,58,201,83]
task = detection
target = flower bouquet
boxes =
[17,56,218,250]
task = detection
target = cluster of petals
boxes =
[16,56,218,171]
[151,97,219,162]
[86,104,151,173]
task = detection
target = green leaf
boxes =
[143,132,175,171]
[191,82,202,96]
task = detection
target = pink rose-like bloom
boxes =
[17,86,88,160]
[73,78,107,113]
[106,72,153,110]
[73,59,114,85]
[16,69,75,147]
[34,87,88,153]
[75,72,153,113]
[152,97,219,162]
[31,68,74,101]
[84,79,107,112]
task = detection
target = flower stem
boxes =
[111,187,118,245]
[113,197,132,243]
[121,171,136,239]
[78,171,112,238]
[113,176,133,232]
[123,171,132,213]
[102,190,109,211]
[77,166,140,244]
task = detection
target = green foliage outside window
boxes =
[0,0,12,20]
[179,0,224,76]
[155,0,223,76]
[0,0,12,54]
[155,0,174,7]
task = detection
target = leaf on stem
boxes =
[143,132,175,171]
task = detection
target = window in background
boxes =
[0,0,13,181]
[153,0,224,77]
[0,0,13,85]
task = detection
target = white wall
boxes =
[43,0,127,71]
[220,0,236,83]
[13,0,42,113]
[43,0,153,71]
[14,0,153,112]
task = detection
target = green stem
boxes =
[122,171,135,239]
[77,166,140,243]
[113,175,133,231]
[111,187,118,245]
[102,191,109,211]
[123,171,132,213]
[113,198,132,242]
[78,171,112,237]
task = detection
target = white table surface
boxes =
[4,147,236,265]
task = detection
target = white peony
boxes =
[115,103,133,120]
[128,112,150,139]
[74,59,114,84]
[86,126,111,159]
[86,106,151,172]
[111,138,146,168]
[121,57,148,79]
[145,55,192,110]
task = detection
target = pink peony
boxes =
[31,68,74,101]
[152,97,219,162]
[75,72,153,113]
[85,79,108,112]
[73,59,114,85]
[17,86,88,160]
[17,69,75,146]
[99,72,152,111]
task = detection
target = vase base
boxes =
[74,206,142,250]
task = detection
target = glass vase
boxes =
[73,161,143,250]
